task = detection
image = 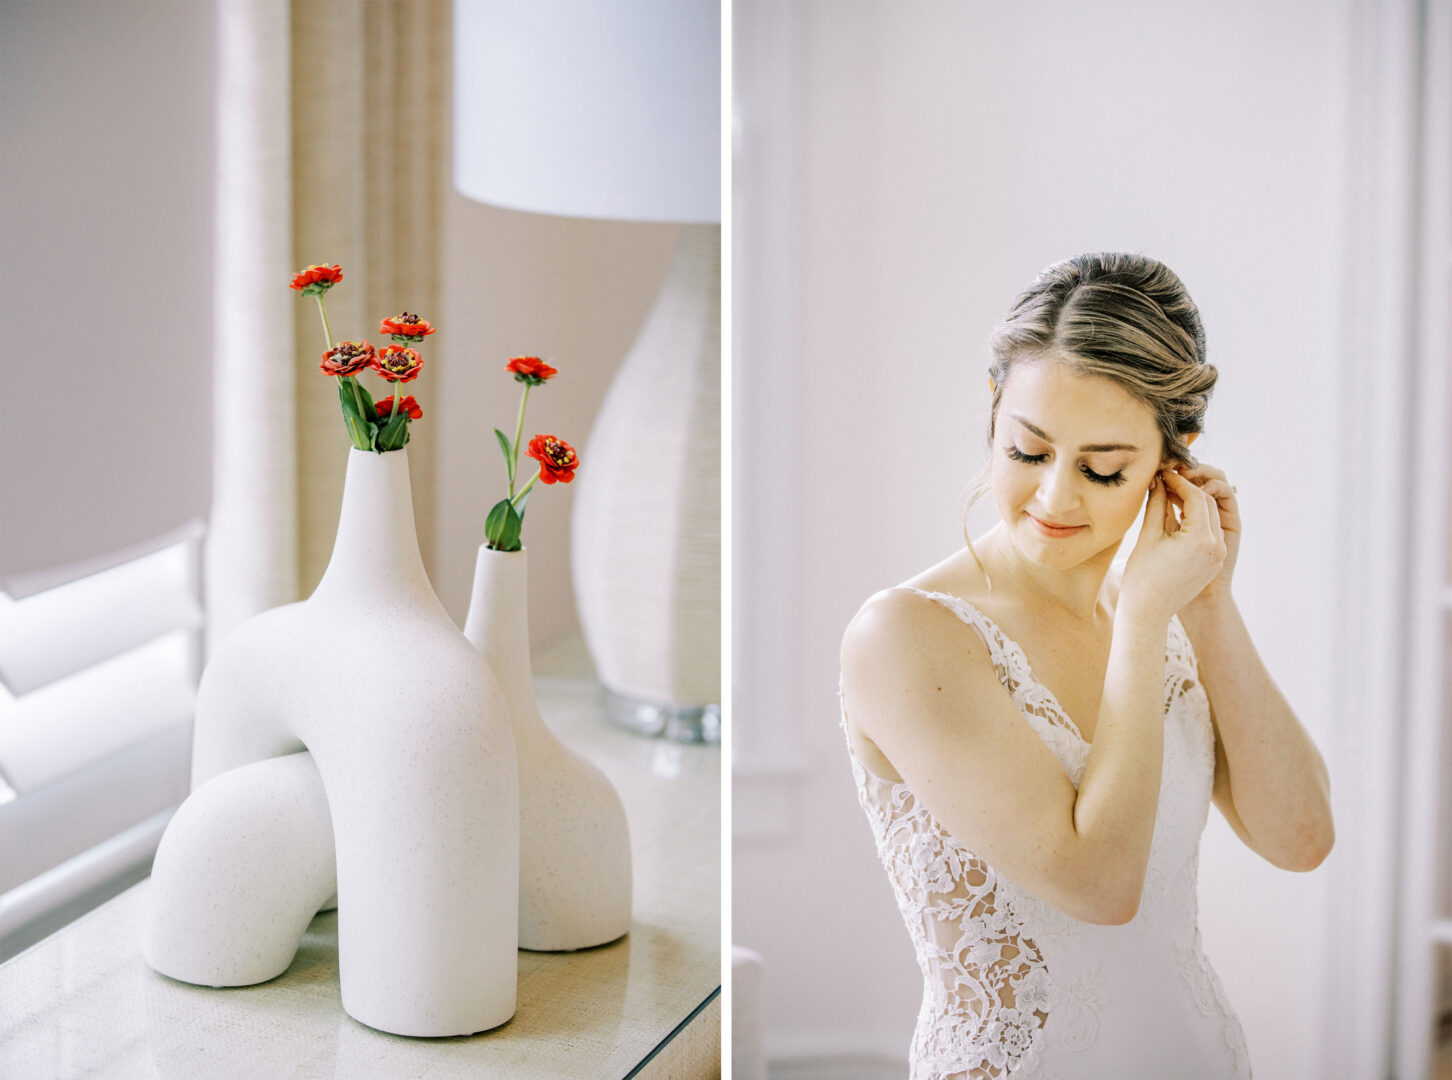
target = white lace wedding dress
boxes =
[841,588,1251,1079]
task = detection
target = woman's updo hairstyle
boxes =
[964,252,1218,561]
[989,251,1216,463]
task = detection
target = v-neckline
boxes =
[906,588,1093,748]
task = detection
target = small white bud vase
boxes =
[145,448,520,1038]
[463,545,632,951]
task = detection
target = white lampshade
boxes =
[453,0,720,223]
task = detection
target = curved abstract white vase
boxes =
[463,545,631,951]
[145,750,337,987]
[146,448,520,1037]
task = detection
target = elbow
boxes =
[1097,891,1143,926]
[1272,816,1336,873]
[1074,881,1143,926]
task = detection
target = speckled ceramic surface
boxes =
[463,546,632,951]
[144,449,520,1038]
[1,667,719,1080]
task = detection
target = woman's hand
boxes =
[1164,462,1241,607]
[1120,467,1228,622]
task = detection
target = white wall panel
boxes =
[733,3,1353,1076]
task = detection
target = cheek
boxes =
[989,460,1031,504]
[1104,484,1151,524]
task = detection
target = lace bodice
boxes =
[841,587,1251,1079]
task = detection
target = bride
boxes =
[839,252,1334,1079]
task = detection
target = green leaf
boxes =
[494,428,515,486]
[500,501,522,550]
[377,412,410,452]
[512,485,534,517]
[338,377,360,420]
[484,498,510,548]
[355,379,377,418]
[337,380,371,450]
[484,497,522,551]
[343,413,370,451]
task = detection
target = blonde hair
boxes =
[963,252,1219,580]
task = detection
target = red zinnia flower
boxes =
[379,312,436,343]
[527,434,579,484]
[320,340,376,377]
[290,263,343,295]
[505,356,557,385]
[373,395,422,421]
[373,345,424,383]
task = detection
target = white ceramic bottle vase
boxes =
[463,544,632,951]
[145,448,520,1037]
[569,224,721,742]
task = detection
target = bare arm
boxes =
[841,588,1172,925]
[1170,462,1335,872]
[842,470,1227,924]
[1178,595,1334,871]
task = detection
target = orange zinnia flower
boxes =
[380,313,436,343]
[320,340,376,377]
[373,345,424,383]
[374,395,423,421]
[506,356,557,385]
[527,434,579,484]
[290,263,343,295]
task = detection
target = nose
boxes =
[1037,460,1081,517]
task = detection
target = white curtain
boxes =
[208,0,450,645]
[207,0,299,646]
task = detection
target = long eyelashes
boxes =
[1004,444,1128,487]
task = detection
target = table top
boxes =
[0,658,721,1079]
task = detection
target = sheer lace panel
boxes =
[842,586,1246,1079]
[844,739,1054,1079]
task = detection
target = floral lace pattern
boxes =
[842,586,1251,1079]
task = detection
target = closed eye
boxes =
[1005,445,1047,465]
[1081,465,1127,487]
[1005,444,1128,487]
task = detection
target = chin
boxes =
[1013,517,1089,567]
[1013,513,1127,571]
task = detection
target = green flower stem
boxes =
[349,376,369,431]
[388,387,401,425]
[509,382,532,499]
[513,470,540,505]
[314,294,334,351]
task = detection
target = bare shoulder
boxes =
[841,548,997,710]
[840,583,997,748]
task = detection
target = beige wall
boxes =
[432,193,680,647]
[0,0,215,596]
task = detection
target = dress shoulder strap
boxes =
[890,586,1012,671]
[891,585,1091,767]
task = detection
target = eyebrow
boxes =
[1009,414,1141,454]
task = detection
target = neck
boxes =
[312,449,434,603]
[979,521,1119,624]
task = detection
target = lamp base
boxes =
[603,687,721,745]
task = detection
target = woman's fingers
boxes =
[1179,462,1228,483]
[1143,471,1172,537]
[1180,464,1237,502]
[1161,468,1222,542]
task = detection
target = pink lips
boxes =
[1027,513,1086,538]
